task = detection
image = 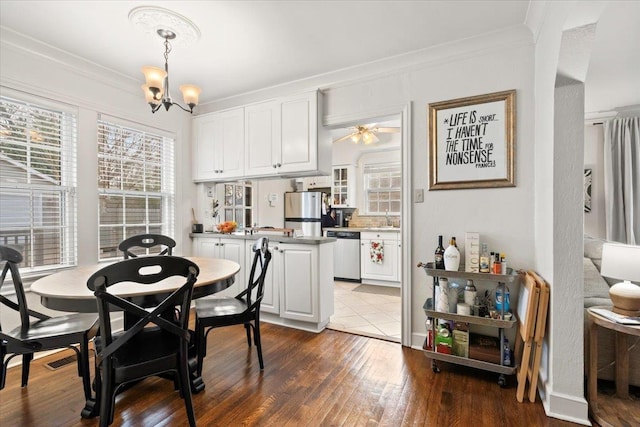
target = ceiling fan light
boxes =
[180,84,201,107]
[350,133,361,143]
[362,131,375,144]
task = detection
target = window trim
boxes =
[363,162,402,216]
[96,116,175,261]
[0,91,78,275]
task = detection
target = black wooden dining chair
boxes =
[118,233,176,259]
[87,256,199,427]
[195,237,271,376]
[0,245,99,402]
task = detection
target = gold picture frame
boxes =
[428,90,516,190]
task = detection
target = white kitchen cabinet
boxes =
[270,242,333,324]
[244,90,330,178]
[360,231,400,284]
[245,240,278,314]
[192,108,244,182]
[303,175,331,190]
[244,99,280,176]
[331,165,355,207]
[194,237,245,296]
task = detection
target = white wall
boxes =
[584,124,606,238]
[199,22,588,424]
[0,17,590,424]
[531,1,589,423]
[552,74,586,407]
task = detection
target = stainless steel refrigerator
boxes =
[284,191,322,237]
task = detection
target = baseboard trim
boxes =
[542,389,591,426]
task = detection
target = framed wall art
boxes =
[428,89,516,190]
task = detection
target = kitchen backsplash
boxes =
[347,209,400,228]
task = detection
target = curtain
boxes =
[603,116,640,244]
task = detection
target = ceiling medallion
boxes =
[128,6,201,47]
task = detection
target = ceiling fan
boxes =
[333,124,400,144]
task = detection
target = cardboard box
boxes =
[465,232,480,273]
[469,334,500,364]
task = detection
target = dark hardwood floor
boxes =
[1,320,583,426]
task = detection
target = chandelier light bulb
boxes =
[179,85,202,108]
[141,66,166,96]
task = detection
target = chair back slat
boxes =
[239,238,271,310]
[118,234,176,259]
[0,246,50,333]
[87,256,198,365]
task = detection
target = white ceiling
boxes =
[0,1,638,113]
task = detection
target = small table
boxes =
[587,306,640,427]
[30,256,240,418]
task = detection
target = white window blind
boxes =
[0,94,77,273]
[364,162,401,215]
[97,117,175,260]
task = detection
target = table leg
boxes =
[588,320,598,413]
[615,331,629,398]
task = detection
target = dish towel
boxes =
[370,240,384,264]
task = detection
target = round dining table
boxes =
[29,256,241,418]
[31,256,241,312]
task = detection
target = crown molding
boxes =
[203,25,534,111]
[0,26,140,96]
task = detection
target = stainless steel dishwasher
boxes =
[326,230,361,282]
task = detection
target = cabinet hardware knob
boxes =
[276,163,282,168]
[273,164,277,168]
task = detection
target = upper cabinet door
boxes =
[192,107,245,182]
[331,165,355,208]
[279,92,317,174]
[218,108,244,179]
[192,115,218,181]
[244,100,281,177]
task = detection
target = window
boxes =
[97,116,174,260]
[0,94,77,273]
[221,182,253,229]
[363,162,401,215]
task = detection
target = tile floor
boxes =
[327,281,401,342]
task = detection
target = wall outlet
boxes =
[414,188,424,203]
[206,186,215,197]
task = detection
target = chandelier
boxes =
[141,29,201,114]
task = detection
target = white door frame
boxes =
[324,102,412,346]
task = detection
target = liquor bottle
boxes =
[444,237,460,271]
[479,243,490,273]
[493,252,502,274]
[435,235,445,269]
[500,253,507,275]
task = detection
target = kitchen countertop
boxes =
[190,232,336,244]
[324,227,401,232]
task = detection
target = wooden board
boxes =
[517,273,540,341]
[527,271,549,402]
[516,271,541,403]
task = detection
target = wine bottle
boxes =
[435,235,445,269]
[444,237,460,271]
